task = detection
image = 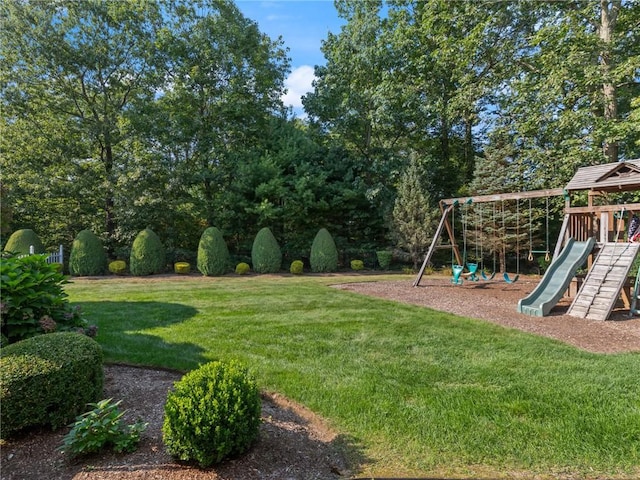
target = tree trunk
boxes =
[599,0,621,162]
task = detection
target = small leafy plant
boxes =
[59,398,147,457]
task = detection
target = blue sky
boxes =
[235,0,345,115]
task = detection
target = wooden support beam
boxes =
[440,188,566,206]
[565,203,640,214]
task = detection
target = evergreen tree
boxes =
[392,156,438,269]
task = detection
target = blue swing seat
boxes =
[503,272,519,284]
[466,262,479,281]
[481,270,496,281]
[451,264,464,285]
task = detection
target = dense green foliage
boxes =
[69,230,107,276]
[129,229,165,276]
[251,227,282,273]
[60,398,147,457]
[376,250,392,270]
[310,228,338,273]
[0,253,90,343]
[2,0,639,270]
[350,259,364,271]
[162,360,261,467]
[197,227,230,276]
[3,229,44,254]
[0,332,104,439]
[68,276,640,478]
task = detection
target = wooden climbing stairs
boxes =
[567,242,640,321]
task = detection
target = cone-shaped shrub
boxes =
[197,227,230,276]
[310,228,338,273]
[3,229,44,254]
[251,227,282,274]
[129,228,165,276]
[69,230,107,276]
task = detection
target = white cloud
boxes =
[282,65,315,110]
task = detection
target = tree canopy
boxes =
[2,0,639,267]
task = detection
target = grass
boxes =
[66,274,640,479]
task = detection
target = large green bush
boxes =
[251,227,282,274]
[162,360,261,467]
[3,228,44,254]
[69,229,107,276]
[129,228,165,276]
[0,253,91,344]
[310,228,338,273]
[197,227,230,276]
[0,332,104,439]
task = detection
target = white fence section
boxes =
[27,244,64,264]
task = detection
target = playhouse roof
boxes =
[565,159,640,193]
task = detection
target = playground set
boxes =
[413,159,640,321]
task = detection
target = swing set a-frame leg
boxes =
[413,204,455,287]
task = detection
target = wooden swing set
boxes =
[413,188,564,287]
[413,159,640,321]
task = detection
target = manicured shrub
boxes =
[376,250,393,270]
[251,227,282,274]
[310,228,338,273]
[0,253,91,344]
[162,360,261,467]
[0,332,104,439]
[130,228,165,276]
[197,227,230,276]
[109,260,127,275]
[290,260,304,275]
[174,262,190,274]
[3,228,44,254]
[235,262,251,275]
[69,229,107,276]
[351,259,365,271]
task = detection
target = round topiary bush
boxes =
[3,229,45,254]
[130,228,165,276]
[174,262,190,274]
[251,227,282,274]
[108,260,127,275]
[197,227,230,276]
[310,228,338,273]
[0,332,104,439]
[290,260,304,275]
[350,259,364,271]
[69,230,107,276]
[162,360,261,467]
[235,262,251,275]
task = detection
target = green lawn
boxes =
[66,274,640,479]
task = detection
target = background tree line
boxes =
[2,0,639,270]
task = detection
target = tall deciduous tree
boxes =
[1,0,163,252]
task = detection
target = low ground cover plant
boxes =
[59,398,147,457]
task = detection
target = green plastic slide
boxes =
[517,237,595,317]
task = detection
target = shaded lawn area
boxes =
[67,275,640,479]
